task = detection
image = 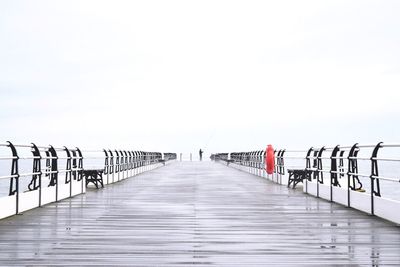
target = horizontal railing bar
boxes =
[41,168,83,174]
[317,147,335,150]
[41,170,58,174]
[338,146,353,149]
[349,157,370,160]
[0,156,83,160]
[13,144,65,150]
[18,172,41,177]
[348,172,370,177]
[0,170,83,179]
[313,146,350,150]
[18,156,41,160]
[356,144,377,148]
[372,157,400,162]
[0,174,18,179]
[372,175,400,182]
[11,144,34,148]
[36,145,51,149]
[380,143,400,148]
[9,144,47,149]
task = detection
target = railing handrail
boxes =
[213,142,400,192]
[0,141,176,196]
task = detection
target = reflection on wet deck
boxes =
[0,162,399,266]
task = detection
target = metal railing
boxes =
[0,141,177,217]
[0,142,83,211]
[212,142,400,219]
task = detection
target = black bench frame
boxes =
[287,169,313,189]
[83,169,104,189]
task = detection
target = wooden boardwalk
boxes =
[0,162,399,266]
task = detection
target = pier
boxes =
[0,161,399,266]
[2,1,400,265]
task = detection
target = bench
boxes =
[287,169,313,189]
[225,159,235,165]
[82,169,104,189]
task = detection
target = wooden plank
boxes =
[0,162,399,266]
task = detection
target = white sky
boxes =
[1,0,400,156]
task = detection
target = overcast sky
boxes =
[1,0,399,156]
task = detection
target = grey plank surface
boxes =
[0,161,399,266]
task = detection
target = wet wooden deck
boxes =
[0,162,399,266]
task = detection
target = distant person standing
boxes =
[199,149,204,161]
